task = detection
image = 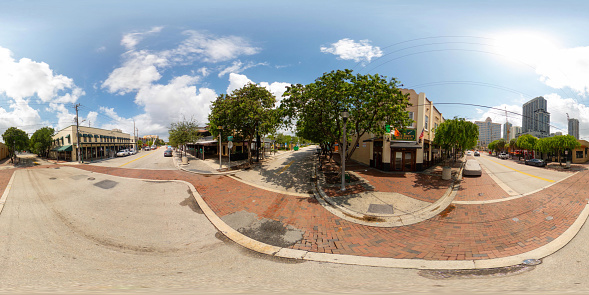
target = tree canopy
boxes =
[168,117,201,155]
[29,127,55,158]
[2,127,29,163]
[209,83,277,164]
[281,69,411,161]
[432,117,479,161]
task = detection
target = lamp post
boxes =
[341,110,349,191]
[218,126,223,169]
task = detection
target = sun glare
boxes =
[492,31,560,67]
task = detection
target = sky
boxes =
[1,0,589,141]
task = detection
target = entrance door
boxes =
[403,151,415,171]
[394,151,402,171]
[373,146,383,170]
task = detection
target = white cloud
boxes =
[320,38,383,63]
[475,103,522,137]
[227,73,290,107]
[259,81,290,105]
[121,26,163,50]
[227,73,253,94]
[134,75,217,128]
[174,30,260,63]
[218,60,268,77]
[0,46,84,135]
[48,102,76,131]
[0,46,84,103]
[536,46,589,96]
[101,29,264,139]
[102,50,168,95]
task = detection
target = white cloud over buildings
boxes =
[320,38,383,63]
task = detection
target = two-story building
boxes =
[50,125,132,162]
[350,89,444,172]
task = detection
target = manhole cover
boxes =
[368,204,394,214]
[93,179,118,189]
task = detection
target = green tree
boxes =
[281,69,411,162]
[209,83,277,164]
[2,127,29,163]
[137,139,143,148]
[29,127,55,158]
[553,135,580,165]
[516,134,538,159]
[433,117,479,162]
[168,117,201,156]
[488,140,497,154]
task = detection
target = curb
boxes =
[59,165,589,270]
[0,170,17,215]
[312,163,460,227]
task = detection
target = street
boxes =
[471,153,572,196]
[0,153,589,294]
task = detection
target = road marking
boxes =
[484,157,555,183]
[277,160,295,174]
[119,150,156,167]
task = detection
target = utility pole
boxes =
[74,103,81,163]
[133,119,137,152]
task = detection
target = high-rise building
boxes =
[522,96,550,137]
[510,126,522,140]
[569,118,579,139]
[503,122,512,141]
[475,117,501,148]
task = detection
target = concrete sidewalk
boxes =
[69,160,589,270]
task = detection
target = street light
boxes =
[341,110,349,191]
[218,126,223,170]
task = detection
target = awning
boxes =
[390,142,422,149]
[363,137,382,142]
[57,145,73,152]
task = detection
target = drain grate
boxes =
[368,204,394,214]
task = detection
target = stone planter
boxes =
[442,166,452,180]
[182,156,188,164]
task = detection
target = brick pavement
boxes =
[454,169,510,202]
[47,164,589,261]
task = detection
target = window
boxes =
[408,112,415,128]
[425,115,429,130]
[577,151,583,159]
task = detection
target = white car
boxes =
[116,149,129,157]
[498,153,509,159]
[129,149,137,155]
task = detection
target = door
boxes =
[403,151,415,171]
[373,146,383,170]
[394,151,403,171]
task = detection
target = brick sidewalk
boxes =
[69,164,589,261]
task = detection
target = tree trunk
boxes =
[247,139,252,164]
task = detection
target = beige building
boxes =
[0,142,8,161]
[350,89,444,172]
[49,125,132,162]
[572,140,589,164]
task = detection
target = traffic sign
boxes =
[227,136,233,141]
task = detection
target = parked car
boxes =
[498,153,508,159]
[164,149,173,157]
[474,151,480,156]
[463,159,482,176]
[525,158,546,167]
[129,149,137,155]
[116,149,129,157]
[144,146,151,151]
[466,151,473,156]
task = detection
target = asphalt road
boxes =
[470,153,572,195]
[89,146,176,170]
[2,158,589,293]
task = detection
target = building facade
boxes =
[510,126,522,140]
[49,125,132,162]
[350,89,444,172]
[522,96,550,138]
[569,118,579,139]
[503,122,512,141]
[475,117,501,148]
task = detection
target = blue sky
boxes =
[1,0,589,141]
